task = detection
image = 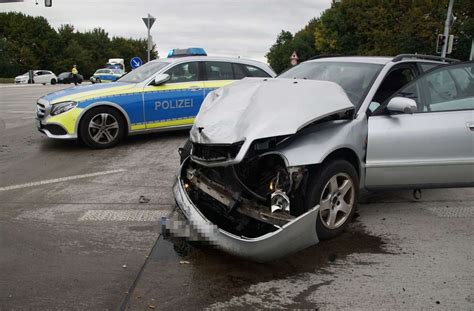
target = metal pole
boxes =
[147,14,151,62]
[441,0,455,58]
[470,38,474,61]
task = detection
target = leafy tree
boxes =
[0,12,159,78]
[267,0,473,71]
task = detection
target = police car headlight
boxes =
[51,101,77,116]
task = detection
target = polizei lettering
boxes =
[155,99,193,110]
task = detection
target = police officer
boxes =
[71,65,79,86]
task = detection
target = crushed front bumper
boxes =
[172,162,320,262]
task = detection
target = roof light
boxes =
[167,48,207,58]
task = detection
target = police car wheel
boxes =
[96,78,101,83]
[80,107,125,149]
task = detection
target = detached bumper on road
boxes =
[172,162,320,262]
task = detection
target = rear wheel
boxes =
[80,107,125,149]
[51,79,57,85]
[305,160,358,240]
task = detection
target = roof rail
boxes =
[308,54,344,60]
[393,54,459,63]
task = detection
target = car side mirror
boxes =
[152,74,170,86]
[387,97,417,114]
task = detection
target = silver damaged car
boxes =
[172,55,474,262]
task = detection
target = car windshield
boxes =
[111,69,124,74]
[118,61,170,83]
[96,69,109,74]
[279,61,382,105]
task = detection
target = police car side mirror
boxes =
[152,74,170,86]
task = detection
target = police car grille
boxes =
[192,142,243,161]
[36,102,46,119]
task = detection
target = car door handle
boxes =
[188,86,201,91]
[467,122,474,131]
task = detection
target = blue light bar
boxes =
[167,47,207,58]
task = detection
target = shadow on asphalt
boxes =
[38,129,189,152]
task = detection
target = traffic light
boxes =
[446,35,460,55]
[436,34,446,54]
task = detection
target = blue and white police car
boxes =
[36,53,275,148]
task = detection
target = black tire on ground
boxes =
[51,79,57,85]
[96,78,101,84]
[79,106,125,149]
[304,159,359,240]
[179,139,192,164]
[42,83,46,85]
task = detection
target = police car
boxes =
[90,68,125,83]
[36,55,275,148]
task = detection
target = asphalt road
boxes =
[0,84,473,310]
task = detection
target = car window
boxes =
[423,63,474,112]
[166,62,199,83]
[372,67,416,108]
[232,63,246,79]
[280,61,382,106]
[381,62,474,114]
[419,63,441,72]
[205,61,234,80]
[245,65,270,77]
[118,61,170,83]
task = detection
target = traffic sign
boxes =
[142,15,156,30]
[130,57,143,69]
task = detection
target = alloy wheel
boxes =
[88,113,119,144]
[319,173,355,229]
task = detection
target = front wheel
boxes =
[305,160,359,240]
[79,107,125,149]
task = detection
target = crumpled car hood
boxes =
[190,78,354,145]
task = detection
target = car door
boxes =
[34,71,44,83]
[142,61,205,129]
[365,62,474,189]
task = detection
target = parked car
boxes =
[15,70,57,85]
[35,56,275,148]
[90,68,125,83]
[172,55,473,262]
[57,72,84,84]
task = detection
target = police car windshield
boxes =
[278,62,382,105]
[118,61,170,83]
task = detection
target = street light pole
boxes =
[441,0,455,58]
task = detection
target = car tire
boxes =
[179,139,192,164]
[96,78,101,84]
[79,107,125,149]
[305,159,359,240]
[51,79,57,85]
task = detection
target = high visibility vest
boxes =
[72,68,78,75]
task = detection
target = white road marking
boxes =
[7,111,33,114]
[79,209,169,222]
[0,169,126,192]
[427,206,474,218]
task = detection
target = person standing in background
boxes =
[71,65,79,86]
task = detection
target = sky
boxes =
[0,0,331,62]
